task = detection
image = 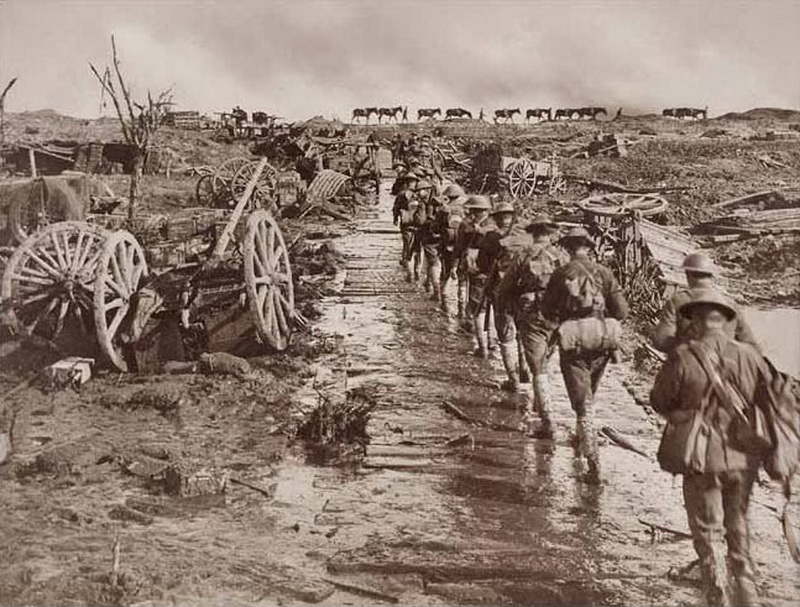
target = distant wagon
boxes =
[469,143,565,198]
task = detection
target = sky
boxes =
[1,0,799,120]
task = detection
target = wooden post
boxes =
[28,148,37,177]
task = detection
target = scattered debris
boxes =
[43,357,94,390]
[638,519,692,541]
[296,388,376,446]
[599,426,650,459]
[198,352,253,378]
[323,576,400,604]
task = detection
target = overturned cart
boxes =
[577,192,695,319]
[1,159,296,372]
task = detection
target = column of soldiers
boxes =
[392,151,788,606]
[391,159,629,484]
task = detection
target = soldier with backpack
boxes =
[649,289,781,607]
[541,227,629,481]
[651,252,759,353]
[481,202,532,389]
[462,195,496,357]
[498,215,567,430]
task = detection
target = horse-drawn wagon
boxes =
[1,159,297,372]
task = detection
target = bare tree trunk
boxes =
[128,152,144,219]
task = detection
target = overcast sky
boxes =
[1,0,799,120]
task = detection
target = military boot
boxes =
[700,550,729,606]
[431,279,441,302]
[577,414,601,483]
[472,314,489,358]
[731,561,758,607]
[499,342,521,392]
[404,261,413,282]
[533,374,555,438]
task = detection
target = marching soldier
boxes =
[541,227,629,481]
[462,195,495,356]
[482,202,533,390]
[650,290,769,606]
[418,195,445,301]
[652,252,758,353]
[437,184,467,312]
[498,215,567,427]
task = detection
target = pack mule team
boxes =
[351,105,709,123]
[390,135,799,607]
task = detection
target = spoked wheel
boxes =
[1,221,109,341]
[230,160,278,210]
[211,157,250,205]
[578,193,668,218]
[93,230,149,372]
[506,158,538,199]
[195,173,217,206]
[243,210,294,351]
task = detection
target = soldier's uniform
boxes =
[396,195,421,282]
[541,228,628,478]
[453,203,478,319]
[482,202,533,389]
[463,196,496,356]
[434,185,466,312]
[652,252,758,354]
[650,289,768,607]
[417,197,445,300]
[498,215,567,425]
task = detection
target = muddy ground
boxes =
[1,110,800,606]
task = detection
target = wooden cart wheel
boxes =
[195,173,217,206]
[8,180,86,243]
[230,160,277,210]
[243,210,294,351]
[577,193,668,218]
[93,230,149,372]
[506,158,537,198]
[211,156,250,198]
[1,221,109,340]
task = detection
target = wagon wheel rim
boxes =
[243,210,294,351]
[578,193,668,218]
[507,158,537,198]
[211,156,251,196]
[1,221,109,341]
[93,230,149,372]
[195,173,216,206]
[230,160,277,210]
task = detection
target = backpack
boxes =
[562,260,606,317]
[761,359,800,481]
[521,244,560,292]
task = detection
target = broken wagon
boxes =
[1,159,297,372]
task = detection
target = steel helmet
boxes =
[490,201,515,216]
[682,252,719,276]
[678,288,736,320]
[443,183,466,199]
[558,227,595,248]
[463,195,492,211]
[525,214,558,232]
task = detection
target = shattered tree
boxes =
[89,36,172,218]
